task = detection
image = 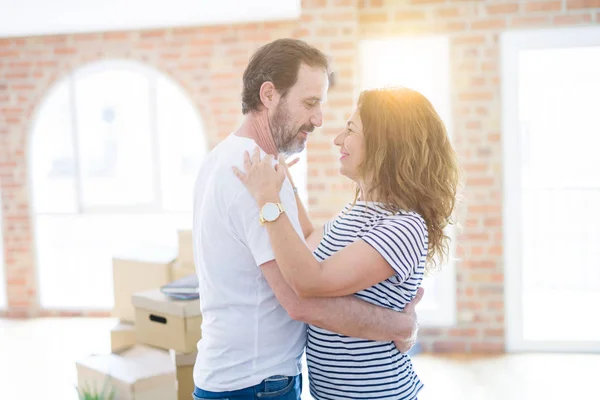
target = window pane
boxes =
[74,68,156,209]
[519,47,600,189]
[289,149,308,208]
[30,81,78,214]
[519,46,600,342]
[156,75,207,213]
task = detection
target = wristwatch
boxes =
[259,202,285,225]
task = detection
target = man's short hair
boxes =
[241,38,330,115]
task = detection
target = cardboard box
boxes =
[170,350,197,400]
[76,345,176,400]
[110,321,136,353]
[132,289,202,353]
[177,230,194,267]
[112,246,177,323]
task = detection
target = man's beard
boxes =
[269,100,314,156]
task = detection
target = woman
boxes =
[233,87,460,400]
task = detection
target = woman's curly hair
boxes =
[355,87,460,274]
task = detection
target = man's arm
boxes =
[261,260,421,343]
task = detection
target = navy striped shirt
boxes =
[308,201,427,400]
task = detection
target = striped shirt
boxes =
[308,201,427,400]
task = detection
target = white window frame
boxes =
[30,60,207,309]
[358,36,456,327]
[502,26,600,353]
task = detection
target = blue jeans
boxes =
[193,374,302,400]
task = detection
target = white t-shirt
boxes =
[192,134,307,391]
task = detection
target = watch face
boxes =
[262,203,280,222]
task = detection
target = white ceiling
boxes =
[0,0,301,38]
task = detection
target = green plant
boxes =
[75,377,116,400]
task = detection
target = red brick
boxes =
[292,28,311,38]
[302,0,327,6]
[471,19,507,30]
[410,0,445,4]
[458,61,477,72]
[0,50,19,57]
[482,62,497,72]
[471,342,504,353]
[453,35,487,45]
[567,0,600,9]
[470,273,504,284]
[331,41,355,51]
[510,16,550,27]
[488,246,502,256]
[458,91,493,101]
[466,120,481,129]
[433,341,468,353]
[53,47,77,55]
[434,6,466,18]
[395,10,426,21]
[484,218,502,227]
[484,328,505,338]
[461,232,490,241]
[359,12,389,24]
[486,3,520,14]
[449,328,478,337]
[488,132,500,142]
[317,27,339,36]
[101,32,128,41]
[322,12,356,22]
[525,1,562,12]
[465,260,496,269]
[553,13,593,24]
[463,163,487,173]
[478,285,503,296]
[140,30,165,39]
[440,21,469,32]
[40,36,68,45]
[467,177,494,186]
[489,300,504,310]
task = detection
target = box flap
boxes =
[76,345,175,390]
[132,289,201,318]
[111,321,135,332]
[169,349,197,367]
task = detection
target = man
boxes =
[192,38,422,400]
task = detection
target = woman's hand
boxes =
[232,147,287,205]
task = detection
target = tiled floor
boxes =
[1,317,599,400]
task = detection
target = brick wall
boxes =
[1,0,599,351]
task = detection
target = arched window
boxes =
[30,60,207,309]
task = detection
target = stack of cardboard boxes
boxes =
[76,230,199,400]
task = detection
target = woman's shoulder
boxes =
[367,208,428,239]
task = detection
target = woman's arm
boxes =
[260,207,397,298]
[233,149,417,298]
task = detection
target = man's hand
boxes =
[394,287,424,353]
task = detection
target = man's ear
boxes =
[259,81,277,109]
